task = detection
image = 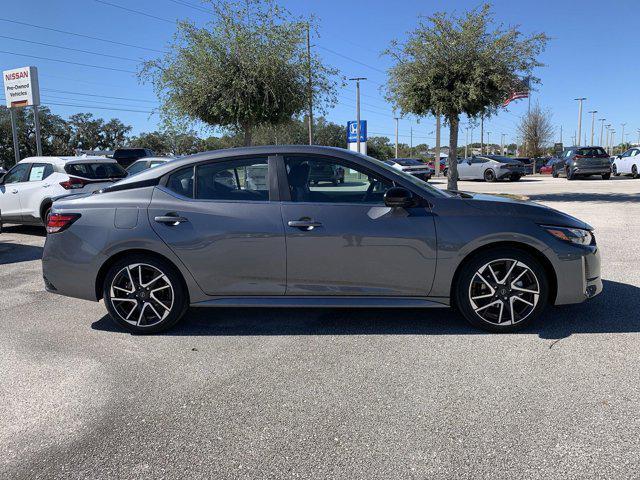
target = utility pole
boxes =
[410,124,413,157]
[464,126,469,159]
[305,22,313,145]
[610,130,616,155]
[588,110,597,146]
[486,131,491,153]
[480,116,484,154]
[348,77,366,154]
[560,125,563,144]
[394,117,399,159]
[637,128,640,146]
[500,133,506,156]
[621,123,626,149]
[434,113,441,176]
[574,97,586,146]
[605,125,611,154]
[598,118,606,146]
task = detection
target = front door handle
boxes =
[155,214,188,225]
[11,189,18,194]
[288,219,322,231]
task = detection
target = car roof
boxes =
[18,156,119,165]
[130,157,173,163]
[112,145,361,187]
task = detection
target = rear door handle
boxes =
[154,214,188,225]
[288,219,322,231]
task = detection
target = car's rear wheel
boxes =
[510,174,521,182]
[602,172,611,180]
[612,164,619,176]
[632,165,638,179]
[103,255,188,334]
[552,169,559,178]
[566,167,576,180]
[454,248,549,332]
[484,169,496,182]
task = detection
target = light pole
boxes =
[348,77,366,153]
[605,125,611,154]
[501,133,506,156]
[588,111,597,145]
[434,113,441,176]
[620,123,626,150]
[610,130,616,155]
[598,118,606,146]
[486,131,491,153]
[574,97,586,146]
[394,117,399,159]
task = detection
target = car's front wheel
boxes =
[612,164,619,176]
[632,165,638,179]
[454,248,549,332]
[484,169,496,182]
[103,255,188,334]
[602,172,611,180]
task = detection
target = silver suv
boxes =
[42,146,602,334]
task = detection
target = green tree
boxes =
[103,119,132,150]
[517,103,554,158]
[140,0,339,146]
[68,113,105,150]
[385,4,548,189]
[367,136,395,160]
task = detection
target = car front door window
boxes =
[3,164,29,184]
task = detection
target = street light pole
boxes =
[435,112,441,176]
[501,133,506,156]
[598,118,606,146]
[620,123,626,150]
[588,110,597,145]
[348,77,366,153]
[574,97,586,146]
[486,131,491,153]
[394,117,399,159]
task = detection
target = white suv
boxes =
[0,156,127,225]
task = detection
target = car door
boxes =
[278,155,437,296]
[627,149,640,173]
[18,162,55,221]
[148,156,286,296]
[0,163,30,221]
[457,158,472,179]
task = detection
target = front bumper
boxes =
[550,244,602,305]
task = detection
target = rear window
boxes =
[396,159,423,166]
[65,162,127,179]
[575,147,608,157]
[114,149,147,159]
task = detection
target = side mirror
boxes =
[384,187,414,208]
[0,173,5,185]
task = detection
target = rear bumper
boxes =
[573,166,610,175]
[497,169,525,179]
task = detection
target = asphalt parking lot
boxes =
[1,176,639,479]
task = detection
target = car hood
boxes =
[459,192,593,230]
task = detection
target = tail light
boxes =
[59,177,89,190]
[46,213,81,234]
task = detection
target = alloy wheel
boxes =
[468,258,540,326]
[109,263,174,327]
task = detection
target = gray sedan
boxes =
[42,146,602,333]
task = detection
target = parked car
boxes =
[612,147,640,178]
[126,157,173,176]
[457,155,526,182]
[0,156,127,225]
[43,145,601,335]
[384,158,433,181]
[427,158,448,176]
[552,147,611,180]
[112,148,156,169]
[539,158,563,175]
[308,162,344,185]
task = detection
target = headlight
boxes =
[541,225,594,246]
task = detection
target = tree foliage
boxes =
[385,3,548,189]
[140,0,339,146]
[517,103,554,157]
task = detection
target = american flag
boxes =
[503,91,529,107]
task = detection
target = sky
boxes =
[1,0,639,149]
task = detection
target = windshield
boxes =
[396,159,424,166]
[65,162,127,179]
[354,153,452,198]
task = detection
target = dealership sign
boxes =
[3,66,40,108]
[346,120,367,143]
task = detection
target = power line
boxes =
[0,50,137,74]
[317,45,387,75]
[42,95,157,110]
[43,102,155,114]
[93,0,175,23]
[42,88,157,104]
[0,18,164,53]
[167,0,211,14]
[0,35,141,62]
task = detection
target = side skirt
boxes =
[191,296,450,308]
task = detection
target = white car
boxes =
[457,155,526,182]
[612,148,640,178]
[0,156,127,225]
[383,158,433,181]
[125,157,173,176]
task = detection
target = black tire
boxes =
[510,174,521,182]
[484,169,496,182]
[454,247,549,333]
[103,254,188,334]
[612,164,619,176]
[566,167,575,180]
[552,169,559,178]
[42,205,52,227]
[601,172,611,180]
[633,165,638,179]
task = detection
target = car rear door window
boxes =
[284,156,393,204]
[28,163,53,181]
[195,158,269,201]
[166,166,195,198]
